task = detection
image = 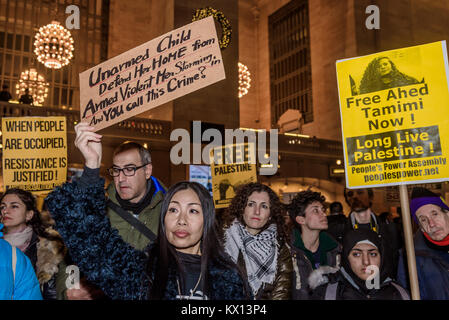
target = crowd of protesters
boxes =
[1,122,449,300]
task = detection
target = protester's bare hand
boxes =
[66,282,95,300]
[66,278,105,300]
[74,122,102,169]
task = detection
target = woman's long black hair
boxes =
[148,181,242,299]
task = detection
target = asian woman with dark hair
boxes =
[45,180,249,300]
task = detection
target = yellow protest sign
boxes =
[337,41,449,188]
[1,117,67,194]
[210,143,257,209]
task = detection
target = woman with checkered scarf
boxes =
[220,183,293,299]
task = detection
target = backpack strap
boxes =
[107,199,157,243]
[391,282,410,300]
[324,282,338,300]
[11,245,17,300]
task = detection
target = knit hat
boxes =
[409,187,449,222]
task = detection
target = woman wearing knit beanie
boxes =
[397,187,449,300]
[309,229,409,300]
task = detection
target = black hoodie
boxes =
[310,229,409,300]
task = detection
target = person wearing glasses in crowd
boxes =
[45,179,249,300]
[56,122,166,300]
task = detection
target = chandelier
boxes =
[34,21,74,69]
[16,68,49,105]
[238,62,251,98]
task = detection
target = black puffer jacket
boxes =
[310,229,409,300]
[45,178,248,300]
[310,267,409,300]
[290,230,341,300]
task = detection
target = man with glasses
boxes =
[397,187,449,299]
[287,190,341,299]
[56,122,166,300]
[342,188,401,281]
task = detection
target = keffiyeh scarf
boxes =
[225,220,278,295]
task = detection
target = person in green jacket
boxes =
[287,190,341,299]
[56,122,166,299]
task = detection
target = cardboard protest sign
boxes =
[80,16,225,131]
[1,117,67,194]
[209,143,257,209]
[336,41,449,188]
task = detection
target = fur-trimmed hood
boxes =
[36,228,66,285]
[308,265,339,290]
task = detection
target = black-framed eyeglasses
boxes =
[108,164,148,177]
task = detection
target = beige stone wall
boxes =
[239,0,357,140]
[354,0,449,55]
[302,0,357,140]
[170,0,240,183]
[108,0,174,58]
[108,0,174,122]
[238,0,260,129]
[241,0,291,131]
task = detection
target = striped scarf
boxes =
[224,220,278,296]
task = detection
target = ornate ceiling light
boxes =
[238,62,251,98]
[34,21,74,69]
[16,68,49,105]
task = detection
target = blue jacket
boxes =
[45,178,248,300]
[398,231,449,300]
[0,236,42,300]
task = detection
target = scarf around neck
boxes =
[224,220,278,296]
[116,179,155,215]
[4,226,33,251]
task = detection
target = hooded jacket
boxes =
[23,230,66,300]
[310,229,409,300]
[0,237,42,300]
[337,210,402,279]
[290,228,341,300]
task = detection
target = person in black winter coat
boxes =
[310,229,409,300]
[46,180,250,300]
[0,84,12,101]
[287,190,341,300]
[334,188,402,280]
[19,88,33,104]
[326,201,347,243]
